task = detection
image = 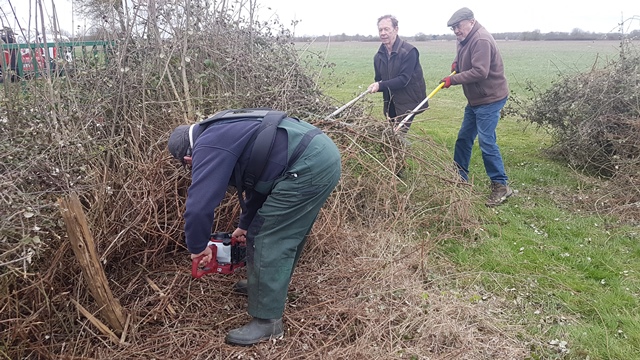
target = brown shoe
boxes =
[485,182,513,207]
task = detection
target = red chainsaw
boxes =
[191,232,247,278]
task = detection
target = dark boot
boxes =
[232,279,248,295]
[225,317,284,346]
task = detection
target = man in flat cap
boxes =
[440,7,512,207]
[168,108,341,345]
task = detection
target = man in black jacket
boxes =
[367,15,427,133]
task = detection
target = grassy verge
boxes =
[442,119,640,359]
[303,39,640,359]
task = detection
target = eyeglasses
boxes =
[450,20,471,31]
[450,22,462,31]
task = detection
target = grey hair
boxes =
[377,15,398,28]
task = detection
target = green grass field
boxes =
[302,40,640,359]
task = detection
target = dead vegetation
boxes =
[507,41,640,222]
[1,1,532,359]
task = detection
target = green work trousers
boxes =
[245,133,341,319]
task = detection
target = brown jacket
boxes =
[451,22,509,106]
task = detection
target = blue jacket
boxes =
[184,119,289,254]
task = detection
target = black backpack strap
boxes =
[234,162,247,212]
[223,109,286,212]
[286,128,323,168]
[198,108,273,128]
[243,110,287,190]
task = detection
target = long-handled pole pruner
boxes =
[325,90,369,121]
[393,71,456,133]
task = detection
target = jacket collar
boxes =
[459,22,481,46]
[378,36,403,55]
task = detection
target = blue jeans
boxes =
[454,97,508,185]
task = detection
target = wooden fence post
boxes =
[58,193,126,334]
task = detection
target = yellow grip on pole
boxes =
[393,71,456,133]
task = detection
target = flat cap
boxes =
[447,7,474,27]
[168,125,191,163]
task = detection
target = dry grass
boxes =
[83,230,528,360]
[1,114,531,359]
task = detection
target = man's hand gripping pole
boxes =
[393,71,456,133]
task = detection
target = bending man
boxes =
[168,108,341,345]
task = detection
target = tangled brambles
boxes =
[507,41,640,222]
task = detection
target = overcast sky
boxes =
[1,0,638,37]
[259,0,639,36]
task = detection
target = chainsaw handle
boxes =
[191,245,218,278]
